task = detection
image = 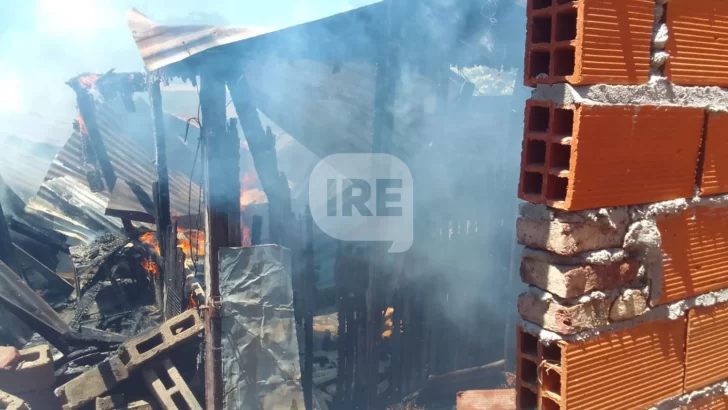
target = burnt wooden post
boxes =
[366,0,404,406]
[302,207,315,410]
[200,64,231,410]
[226,68,292,247]
[0,202,24,281]
[225,118,242,247]
[149,74,172,257]
[67,78,118,192]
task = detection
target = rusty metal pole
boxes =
[200,65,230,410]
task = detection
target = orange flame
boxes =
[79,74,99,89]
[142,257,159,277]
[240,171,261,247]
[139,229,205,259]
[139,231,160,254]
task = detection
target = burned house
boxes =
[0,0,528,409]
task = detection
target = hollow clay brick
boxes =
[0,390,29,410]
[517,319,686,410]
[525,0,654,86]
[456,389,515,410]
[519,101,704,210]
[698,112,728,196]
[55,355,130,410]
[685,303,728,392]
[520,256,639,299]
[666,0,728,87]
[657,207,728,304]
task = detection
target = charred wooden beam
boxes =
[303,207,315,410]
[0,202,23,281]
[251,215,262,246]
[226,118,242,246]
[13,243,74,293]
[8,217,69,253]
[407,360,506,405]
[151,182,165,310]
[226,68,292,247]
[366,0,406,406]
[67,77,118,193]
[149,74,173,259]
[200,64,231,410]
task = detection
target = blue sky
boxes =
[0,0,370,124]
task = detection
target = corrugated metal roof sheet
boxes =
[127,2,383,71]
[30,92,203,242]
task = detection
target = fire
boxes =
[142,257,159,277]
[139,231,160,254]
[240,171,262,247]
[178,229,205,258]
[138,229,205,262]
[78,74,99,89]
[382,307,394,339]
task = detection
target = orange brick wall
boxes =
[561,318,686,410]
[519,102,704,210]
[699,112,728,196]
[517,0,728,408]
[685,304,728,391]
[657,207,728,304]
[525,0,654,86]
[665,0,728,86]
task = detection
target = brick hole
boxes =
[521,359,538,384]
[542,396,561,410]
[520,387,538,409]
[170,315,196,335]
[531,0,552,9]
[542,366,562,396]
[555,10,577,41]
[523,172,544,196]
[556,0,575,4]
[552,108,574,135]
[549,143,571,171]
[137,333,164,354]
[553,48,575,76]
[545,175,568,201]
[171,392,192,410]
[521,330,539,356]
[156,363,175,389]
[528,106,550,132]
[532,16,552,44]
[542,343,562,363]
[529,51,551,80]
[527,140,547,166]
[19,351,40,363]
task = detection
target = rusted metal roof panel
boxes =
[127,2,382,71]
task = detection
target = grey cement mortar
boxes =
[531,79,728,111]
[525,283,648,307]
[521,247,627,266]
[520,287,728,344]
[649,380,728,410]
[519,202,629,228]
